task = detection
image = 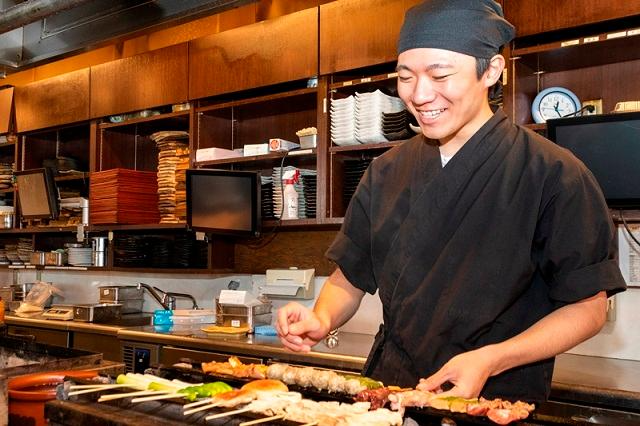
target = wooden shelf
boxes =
[512,27,640,73]
[90,223,188,232]
[329,140,404,153]
[0,226,78,234]
[195,149,316,167]
[329,71,398,91]
[100,266,231,275]
[98,110,190,130]
[55,172,90,182]
[524,123,547,131]
[0,141,16,148]
[0,188,14,194]
[197,87,318,113]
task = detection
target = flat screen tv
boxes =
[547,111,640,209]
[14,168,59,220]
[186,169,261,237]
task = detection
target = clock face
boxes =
[531,87,581,123]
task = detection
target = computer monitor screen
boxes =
[547,112,640,209]
[14,168,59,220]
[186,169,261,236]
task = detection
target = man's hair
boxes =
[475,57,491,79]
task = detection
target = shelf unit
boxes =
[508,22,640,126]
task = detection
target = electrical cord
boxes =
[620,209,640,248]
[238,151,289,249]
[561,104,595,118]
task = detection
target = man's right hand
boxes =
[275,302,330,352]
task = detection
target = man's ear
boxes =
[484,54,505,88]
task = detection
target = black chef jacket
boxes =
[326,109,626,402]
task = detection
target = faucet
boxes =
[137,283,199,311]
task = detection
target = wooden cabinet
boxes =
[504,0,640,37]
[189,7,318,99]
[319,0,421,75]
[90,44,189,119]
[0,87,13,135]
[14,69,90,132]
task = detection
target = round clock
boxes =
[531,87,581,124]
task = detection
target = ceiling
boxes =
[0,0,256,77]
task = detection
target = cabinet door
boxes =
[504,0,640,37]
[15,69,90,133]
[0,87,13,134]
[319,0,421,75]
[90,43,189,118]
[189,8,318,99]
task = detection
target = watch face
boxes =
[531,87,581,124]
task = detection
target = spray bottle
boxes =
[281,169,300,220]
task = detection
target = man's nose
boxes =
[411,77,437,105]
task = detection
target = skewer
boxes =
[69,384,131,390]
[204,407,251,421]
[98,390,168,402]
[299,422,318,426]
[68,387,133,397]
[131,392,185,403]
[239,415,284,426]
[184,401,222,416]
[183,398,213,409]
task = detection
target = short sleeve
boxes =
[325,168,378,294]
[536,166,627,303]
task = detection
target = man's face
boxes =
[397,48,492,146]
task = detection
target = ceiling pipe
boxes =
[0,0,94,34]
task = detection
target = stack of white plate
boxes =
[355,90,406,144]
[68,246,93,266]
[330,96,358,146]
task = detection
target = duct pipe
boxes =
[0,0,94,34]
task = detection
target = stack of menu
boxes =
[151,131,190,224]
[90,169,159,224]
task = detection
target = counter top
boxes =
[5,313,152,336]
[7,316,640,412]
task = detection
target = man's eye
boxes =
[432,75,450,81]
[398,75,412,82]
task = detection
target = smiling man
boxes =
[276,0,626,403]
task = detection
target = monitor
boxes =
[14,168,59,220]
[547,111,640,209]
[186,169,261,236]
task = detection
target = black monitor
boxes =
[186,169,261,237]
[547,111,640,209]
[14,168,59,220]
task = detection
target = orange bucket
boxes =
[8,370,97,426]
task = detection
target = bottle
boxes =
[281,169,300,220]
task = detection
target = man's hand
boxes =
[275,302,331,352]
[416,346,496,399]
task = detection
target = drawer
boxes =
[160,346,264,366]
[6,326,70,347]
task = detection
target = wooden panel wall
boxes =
[189,8,318,99]
[0,87,13,134]
[504,0,640,37]
[90,43,189,118]
[14,69,90,132]
[319,0,422,75]
[234,229,339,276]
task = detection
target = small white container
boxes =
[298,134,317,149]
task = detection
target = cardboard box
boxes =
[269,138,300,152]
[243,143,269,156]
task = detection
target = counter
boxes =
[7,315,640,412]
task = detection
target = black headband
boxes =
[398,0,515,58]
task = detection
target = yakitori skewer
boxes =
[238,414,284,426]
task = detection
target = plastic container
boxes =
[153,309,173,325]
[8,370,97,426]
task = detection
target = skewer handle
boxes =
[183,398,213,409]
[239,415,284,426]
[131,392,185,403]
[98,390,167,402]
[184,401,221,416]
[69,384,129,390]
[205,407,251,421]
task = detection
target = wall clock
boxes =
[531,86,581,123]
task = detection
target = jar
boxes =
[0,206,14,229]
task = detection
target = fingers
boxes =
[275,303,320,352]
[417,370,450,392]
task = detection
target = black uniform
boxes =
[326,109,626,402]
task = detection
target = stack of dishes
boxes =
[113,235,148,267]
[0,247,9,265]
[5,243,20,265]
[17,238,33,264]
[0,163,13,190]
[172,233,196,268]
[67,244,93,266]
[147,236,171,268]
[151,131,190,224]
[300,169,317,218]
[343,158,374,207]
[261,176,275,220]
[381,110,416,141]
[330,96,358,146]
[354,90,406,144]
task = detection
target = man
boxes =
[276,0,626,403]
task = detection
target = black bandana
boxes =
[397,0,515,58]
